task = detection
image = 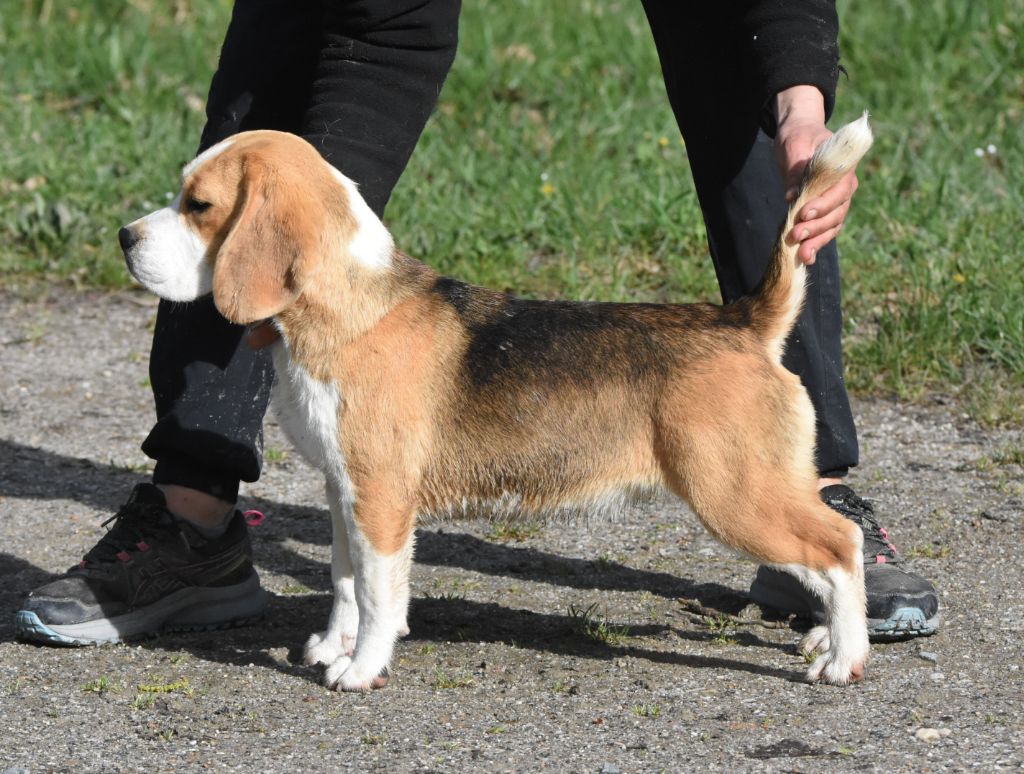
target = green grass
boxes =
[631,703,662,718]
[701,614,738,646]
[430,668,474,690]
[834,1,1024,420]
[1,0,228,285]
[567,602,631,647]
[2,0,1021,419]
[80,675,114,695]
[136,676,193,695]
[484,519,545,543]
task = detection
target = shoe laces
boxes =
[81,500,180,566]
[822,486,899,564]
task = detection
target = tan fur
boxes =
[174,131,865,572]
[180,132,359,325]
[659,352,859,571]
[164,125,874,686]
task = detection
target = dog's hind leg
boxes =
[770,534,869,686]
[659,358,868,685]
[676,470,867,684]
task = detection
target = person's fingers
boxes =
[797,224,843,265]
[788,198,851,245]
[796,169,858,223]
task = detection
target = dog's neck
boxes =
[274,249,436,380]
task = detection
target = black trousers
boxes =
[143,0,858,502]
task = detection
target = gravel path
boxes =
[1,290,1021,772]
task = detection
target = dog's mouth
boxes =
[122,250,167,289]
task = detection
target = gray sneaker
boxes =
[16,483,267,645]
[749,485,940,640]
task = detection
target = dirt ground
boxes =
[0,290,1021,773]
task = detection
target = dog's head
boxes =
[119,130,393,324]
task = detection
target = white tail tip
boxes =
[810,112,874,176]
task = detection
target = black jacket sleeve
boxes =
[739,0,841,135]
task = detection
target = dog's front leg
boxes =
[305,479,360,667]
[323,500,415,692]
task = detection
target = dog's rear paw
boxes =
[798,625,830,656]
[802,624,868,686]
[805,651,865,685]
[324,656,390,692]
[304,631,355,666]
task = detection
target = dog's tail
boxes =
[749,113,873,361]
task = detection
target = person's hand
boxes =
[774,85,860,265]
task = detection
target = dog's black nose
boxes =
[118,226,140,253]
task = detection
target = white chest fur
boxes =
[269,340,347,483]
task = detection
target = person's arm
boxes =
[741,1,857,264]
[741,0,841,134]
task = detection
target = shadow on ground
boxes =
[1,439,785,688]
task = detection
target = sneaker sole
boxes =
[868,606,940,640]
[749,573,940,642]
[14,574,268,646]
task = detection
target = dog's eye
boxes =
[185,197,212,215]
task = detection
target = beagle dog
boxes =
[120,115,874,691]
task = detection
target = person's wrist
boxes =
[774,85,826,133]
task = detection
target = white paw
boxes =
[802,625,868,686]
[324,655,390,692]
[304,631,355,667]
[805,650,866,686]
[798,625,830,657]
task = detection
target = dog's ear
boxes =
[211,157,321,324]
